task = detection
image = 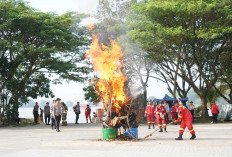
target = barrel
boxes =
[125,128,138,139]
[102,128,118,140]
[97,109,103,118]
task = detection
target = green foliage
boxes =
[83,85,100,103]
[0,0,90,120]
[128,0,232,118]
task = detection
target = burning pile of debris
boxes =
[86,24,139,140]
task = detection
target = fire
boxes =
[86,26,129,113]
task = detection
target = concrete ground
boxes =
[0,123,232,157]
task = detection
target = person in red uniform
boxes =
[85,105,91,123]
[145,100,156,129]
[173,101,196,140]
[211,101,219,124]
[171,105,177,120]
[155,101,167,132]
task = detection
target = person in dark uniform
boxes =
[44,102,51,125]
[73,102,81,124]
[61,102,68,126]
[33,102,39,124]
[188,101,195,123]
[40,108,44,123]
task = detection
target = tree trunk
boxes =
[143,85,147,109]
[200,96,209,119]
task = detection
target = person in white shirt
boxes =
[51,98,63,132]
[188,101,195,123]
[163,101,169,123]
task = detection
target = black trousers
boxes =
[45,115,50,124]
[213,113,218,123]
[165,113,169,123]
[51,117,56,129]
[55,115,61,130]
[33,111,38,123]
[190,110,194,123]
[75,112,79,124]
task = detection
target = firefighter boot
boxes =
[190,134,196,140]
[164,128,167,132]
[159,128,163,132]
[148,125,151,129]
[175,134,183,140]
[153,125,155,129]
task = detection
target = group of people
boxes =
[32,98,67,132]
[32,99,93,132]
[145,99,196,140]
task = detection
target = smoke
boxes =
[128,79,143,99]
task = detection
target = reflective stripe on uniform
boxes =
[178,115,183,118]
[189,129,194,132]
[163,124,166,125]
[158,125,162,126]
[152,122,155,123]
[179,128,185,131]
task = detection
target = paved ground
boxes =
[0,123,232,157]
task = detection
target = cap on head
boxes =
[190,101,193,103]
[46,102,49,104]
[56,98,61,101]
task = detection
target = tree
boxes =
[95,0,155,108]
[128,0,232,118]
[0,0,90,120]
[214,67,232,104]
[83,85,100,104]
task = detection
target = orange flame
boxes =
[86,27,129,113]
[86,24,94,30]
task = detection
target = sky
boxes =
[26,0,168,103]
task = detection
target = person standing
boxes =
[188,101,195,123]
[61,102,68,126]
[33,102,39,124]
[53,98,63,132]
[44,102,50,125]
[73,102,81,124]
[173,101,196,140]
[211,101,219,124]
[171,104,177,121]
[85,105,91,123]
[156,101,167,132]
[164,101,169,123]
[40,108,44,123]
[145,100,156,129]
[50,100,56,130]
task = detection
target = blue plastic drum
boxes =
[125,128,138,139]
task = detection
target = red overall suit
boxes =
[85,107,91,120]
[156,105,167,128]
[176,104,195,135]
[145,104,155,125]
[171,106,177,120]
[211,104,219,114]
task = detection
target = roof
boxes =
[152,94,188,102]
